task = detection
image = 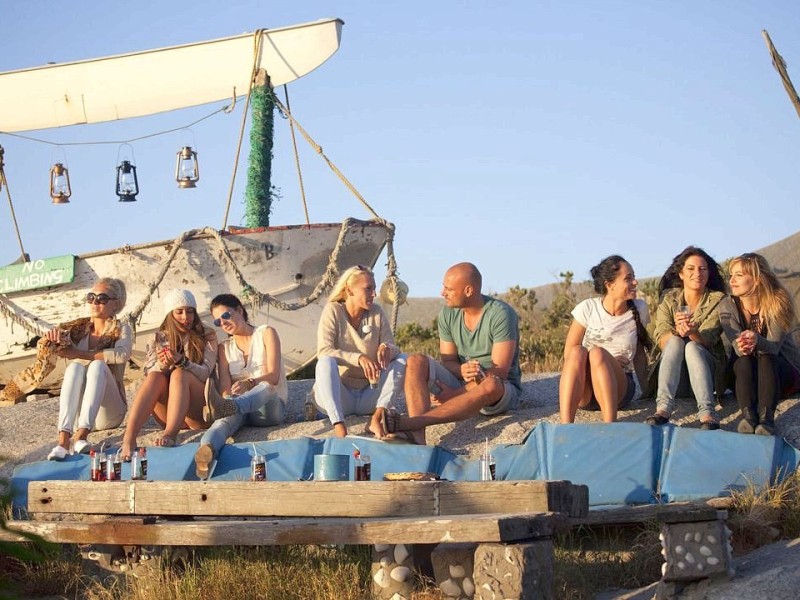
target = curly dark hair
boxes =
[657,246,725,297]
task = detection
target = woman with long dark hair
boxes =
[645,246,726,429]
[194,293,287,479]
[559,255,652,423]
[720,253,800,435]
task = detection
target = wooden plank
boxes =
[570,502,725,527]
[5,512,565,546]
[437,481,570,515]
[28,481,133,515]
[28,480,588,518]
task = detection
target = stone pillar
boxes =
[371,543,414,600]
[431,543,477,598]
[659,519,733,582]
[473,541,554,600]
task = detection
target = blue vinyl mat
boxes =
[12,423,800,510]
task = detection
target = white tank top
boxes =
[222,324,288,402]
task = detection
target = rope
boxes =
[118,218,390,331]
[283,85,311,226]
[0,294,51,337]
[222,29,266,231]
[271,93,384,223]
[0,105,231,147]
[0,151,27,260]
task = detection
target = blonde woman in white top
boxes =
[196,293,288,478]
[314,265,406,438]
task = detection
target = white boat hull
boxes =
[0,219,390,390]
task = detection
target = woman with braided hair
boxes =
[559,255,652,423]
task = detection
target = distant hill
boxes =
[386,230,800,327]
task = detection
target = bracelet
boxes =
[176,356,189,369]
[247,377,255,388]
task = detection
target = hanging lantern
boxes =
[49,162,72,204]
[175,146,199,188]
[116,160,139,202]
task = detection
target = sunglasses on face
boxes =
[86,292,115,305]
[213,311,233,327]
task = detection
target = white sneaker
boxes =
[74,439,91,455]
[47,445,68,461]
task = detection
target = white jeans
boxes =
[314,354,407,424]
[57,360,127,434]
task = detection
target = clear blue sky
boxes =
[1,1,799,297]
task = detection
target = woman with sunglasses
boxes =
[120,288,217,456]
[38,278,132,460]
[193,294,288,479]
[313,264,406,438]
[720,253,800,435]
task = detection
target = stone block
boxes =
[371,543,415,600]
[660,519,733,582]
[431,543,477,598]
[473,541,554,600]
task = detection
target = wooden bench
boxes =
[5,479,588,600]
[570,500,734,598]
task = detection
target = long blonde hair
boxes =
[731,253,795,334]
[328,265,374,303]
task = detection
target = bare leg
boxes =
[121,372,168,457]
[396,353,433,443]
[587,347,627,423]
[159,369,208,442]
[397,376,504,433]
[559,346,590,423]
[73,427,90,442]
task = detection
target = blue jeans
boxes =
[655,336,716,419]
[199,382,284,455]
[313,354,407,424]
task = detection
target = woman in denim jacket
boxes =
[645,247,726,429]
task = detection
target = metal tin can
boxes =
[251,454,267,481]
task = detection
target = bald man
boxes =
[371,262,521,444]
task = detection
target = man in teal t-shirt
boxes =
[370,262,521,445]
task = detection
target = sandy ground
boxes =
[2,373,800,479]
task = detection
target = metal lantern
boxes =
[49,162,72,204]
[175,146,199,188]
[116,160,139,202]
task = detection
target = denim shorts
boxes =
[581,371,636,411]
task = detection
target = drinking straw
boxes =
[352,443,360,453]
[252,442,257,456]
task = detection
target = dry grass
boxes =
[553,524,664,599]
[726,469,800,554]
